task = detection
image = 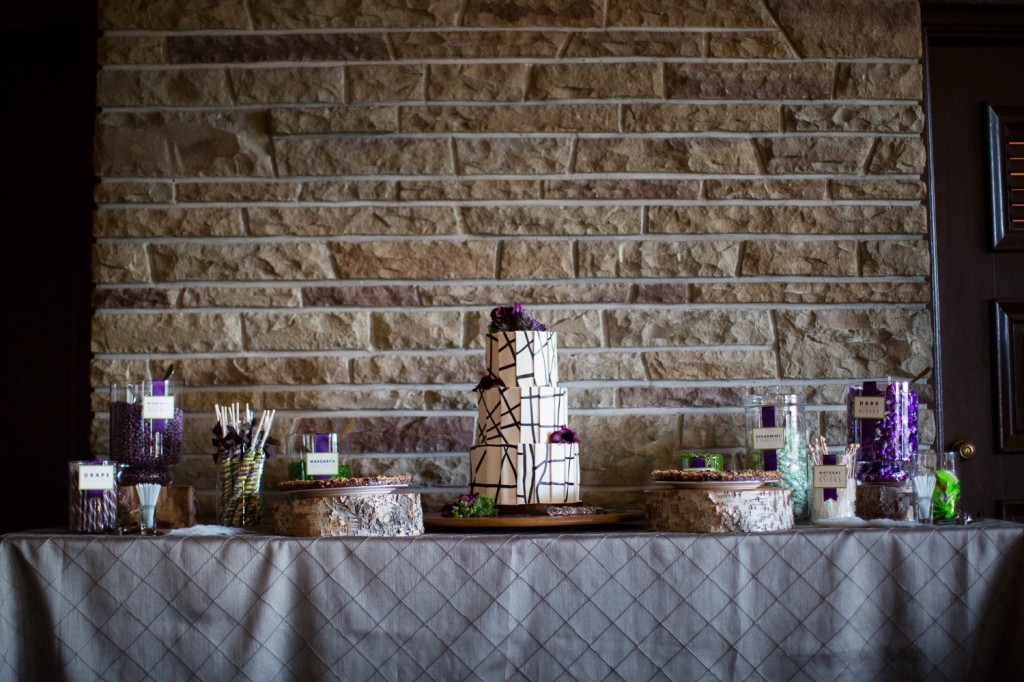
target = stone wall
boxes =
[92,0,933,517]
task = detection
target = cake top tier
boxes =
[485,330,558,388]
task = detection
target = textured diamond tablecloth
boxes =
[2,523,1023,681]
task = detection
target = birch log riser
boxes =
[645,488,794,533]
[274,493,424,537]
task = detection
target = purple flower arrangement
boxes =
[488,304,547,333]
[441,493,498,518]
[474,374,507,392]
[849,380,919,484]
[549,426,580,445]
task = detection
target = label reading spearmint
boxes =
[853,396,886,420]
[142,395,176,420]
[305,452,339,477]
[813,465,848,488]
[752,427,785,450]
[78,465,116,491]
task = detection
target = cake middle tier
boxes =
[470,443,581,505]
[476,386,567,445]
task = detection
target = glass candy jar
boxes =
[110,380,183,485]
[848,378,919,521]
[68,460,124,533]
[286,433,352,481]
[745,388,808,521]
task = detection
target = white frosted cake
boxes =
[470,324,581,506]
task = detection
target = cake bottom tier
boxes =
[470,443,580,506]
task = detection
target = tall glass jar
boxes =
[848,378,918,485]
[745,388,808,521]
[110,380,183,486]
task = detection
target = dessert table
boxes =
[2,523,1023,681]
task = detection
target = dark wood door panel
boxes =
[994,300,1024,452]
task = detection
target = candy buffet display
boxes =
[744,388,808,520]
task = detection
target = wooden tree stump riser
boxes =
[274,493,424,537]
[645,487,794,533]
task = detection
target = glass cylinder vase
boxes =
[216,448,266,527]
[109,380,183,485]
[745,388,808,521]
[933,450,962,524]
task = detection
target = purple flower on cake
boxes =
[474,374,506,392]
[488,303,547,333]
[549,425,579,445]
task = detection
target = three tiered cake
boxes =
[469,307,581,507]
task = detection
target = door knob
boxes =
[951,439,976,460]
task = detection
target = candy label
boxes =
[853,396,886,420]
[143,395,176,420]
[752,427,784,450]
[305,452,339,477]
[79,465,116,491]
[813,465,848,488]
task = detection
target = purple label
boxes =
[690,456,706,468]
[823,453,838,501]
[860,381,880,455]
[151,380,167,434]
[761,406,777,471]
[313,433,333,480]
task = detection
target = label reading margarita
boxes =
[305,452,339,477]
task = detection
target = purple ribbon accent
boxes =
[151,380,167,434]
[761,406,777,471]
[313,433,333,480]
[823,454,839,501]
[860,381,879,458]
[690,456,706,468]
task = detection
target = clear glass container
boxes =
[286,433,351,481]
[848,378,919,485]
[745,388,808,520]
[68,460,124,533]
[216,449,265,528]
[109,380,183,485]
[933,450,962,524]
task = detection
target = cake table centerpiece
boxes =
[468,304,583,514]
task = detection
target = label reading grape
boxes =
[853,396,886,420]
[305,452,339,477]
[142,395,176,420]
[813,465,848,488]
[752,427,785,450]
[79,465,116,491]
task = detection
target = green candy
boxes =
[932,469,961,520]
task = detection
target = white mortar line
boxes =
[94,234,929,246]
[97,98,924,112]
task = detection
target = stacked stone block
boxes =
[91,0,934,518]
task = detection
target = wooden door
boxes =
[924,7,1024,519]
